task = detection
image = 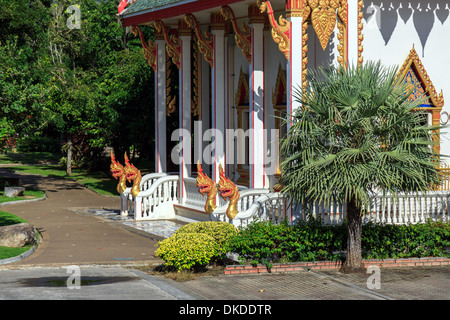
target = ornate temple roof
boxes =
[120,0,250,26]
[122,0,186,16]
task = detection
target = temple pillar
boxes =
[249,5,266,188]
[210,13,227,183]
[346,0,363,67]
[155,34,167,173]
[179,20,192,201]
[286,2,304,126]
[200,56,211,174]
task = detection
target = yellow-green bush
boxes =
[155,233,217,271]
[175,221,238,255]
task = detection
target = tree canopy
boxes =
[0,0,155,168]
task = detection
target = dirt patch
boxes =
[130,260,234,282]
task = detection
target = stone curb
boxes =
[224,257,450,275]
[0,194,47,207]
[0,245,37,265]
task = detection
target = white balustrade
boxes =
[231,191,450,227]
[120,172,168,215]
[119,171,449,226]
[184,177,207,207]
[133,175,179,220]
[211,188,270,224]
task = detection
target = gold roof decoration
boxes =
[397,45,444,109]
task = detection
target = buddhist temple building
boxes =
[117,0,450,225]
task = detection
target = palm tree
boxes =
[280,61,443,273]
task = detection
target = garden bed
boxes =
[224,257,450,275]
[148,219,450,281]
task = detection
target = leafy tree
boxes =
[43,0,154,171]
[0,0,155,172]
[280,61,443,272]
[0,0,53,142]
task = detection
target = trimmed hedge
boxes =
[175,221,238,257]
[155,233,217,271]
[155,221,238,271]
[228,219,450,268]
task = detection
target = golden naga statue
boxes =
[110,151,127,194]
[124,152,142,198]
[196,161,217,214]
[218,164,240,220]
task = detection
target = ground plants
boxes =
[174,221,238,259]
[228,219,450,268]
[155,221,238,274]
[155,233,217,272]
[229,218,346,268]
[362,221,450,259]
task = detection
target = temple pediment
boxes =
[397,46,444,110]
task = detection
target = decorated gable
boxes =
[398,46,444,111]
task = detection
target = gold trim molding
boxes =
[397,46,444,109]
[131,26,157,72]
[153,20,181,70]
[184,13,214,67]
[192,36,200,116]
[166,54,177,116]
[221,5,252,63]
[259,1,290,61]
[309,0,340,51]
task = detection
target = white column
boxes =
[179,34,191,202]
[211,28,226,183]
[200,56,211,175]
[249,23,265,189]
[155,39,167,173]
[346,0,360,67]
[286,13,304,223]
[286,15,303,128]
[264,27,273,188]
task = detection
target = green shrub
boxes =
[362,221,450,259]
[228,219,450,267]
[175,221,238,258]
[229,219,346,268]
[155,233,217,271]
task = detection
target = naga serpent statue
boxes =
[218,164,240,220]
[110,151,127,194]
[124,152,142,198]
[196,161,217,214]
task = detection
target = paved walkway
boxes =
[0,168,448,302]
[0,168,162,267]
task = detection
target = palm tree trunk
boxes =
[340,198,366,273]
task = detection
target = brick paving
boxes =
[168,266,449,300]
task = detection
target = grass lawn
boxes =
[0,210,34,260]
[0,151,154,197]
[0,189,45,204]
[0,152,59,165]
[1,164,119,197]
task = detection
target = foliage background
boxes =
[228,219,450,268]
[0,0,155,168]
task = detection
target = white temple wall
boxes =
[362,0,450,159]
